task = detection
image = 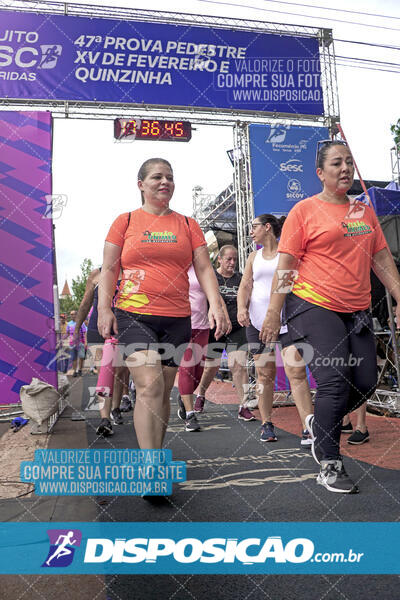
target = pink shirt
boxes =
[188,265,209,330]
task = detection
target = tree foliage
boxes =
[59,258,94,314]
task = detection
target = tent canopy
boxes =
[356,184,400,216]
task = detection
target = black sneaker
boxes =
[177,395,186,421]
[111,408,123,425]
[305,414,322,465]
[341,421,353,434]
[96,418,114,437]
[347,429,369,445]
[72,371,78,378]
[120,395,132,412]
[185,413,200,432]
[317,459,359,494]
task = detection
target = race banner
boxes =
[0,11,324,115]
[0,111,57,404]
[249,124,329,215]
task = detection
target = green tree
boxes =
[71,258,94,307]
[59,295,76,315]
[390,118,400,152]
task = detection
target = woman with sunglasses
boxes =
[260,140,400,494]
[237,214,313,444]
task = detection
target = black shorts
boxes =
[87,329,105,344]
[115,309,191,367]
[246,323,272,355]
[206,325,247,359]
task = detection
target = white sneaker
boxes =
[245,398,258,410]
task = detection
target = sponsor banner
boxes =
[0,11,323,115]
[0,522,398,574]
[249,124,329,215]
[20,449,186,496]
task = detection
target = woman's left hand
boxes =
[259,310,281,347]
[208,305,229,340]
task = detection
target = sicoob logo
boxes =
[42,529,82,567]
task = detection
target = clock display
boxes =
[114,119,192,142]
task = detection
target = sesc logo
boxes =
[280,159,303,173]
[42,529,82,568]
[84,536,314,565]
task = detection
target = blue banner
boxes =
[0,522,398,574]
[0,11,323,115]
[249,124,329,215]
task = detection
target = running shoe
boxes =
[185,413,200,432]
[96,418,114,437]
[300,429,313,447]
[260,421,277,442]
[111,408,123,425]
[194,395,206,413]
[120,395,132,412]
[317,459,359,494]
[347,429,369,445]
[341,421,353,434]
[238,406,256,421]
[177,395,186,421]
[305,414,322,465]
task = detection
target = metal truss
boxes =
[193,183,236,232]
[233,122,255,273]
[391,146,400,186]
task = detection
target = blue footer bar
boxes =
[0,522,398,574]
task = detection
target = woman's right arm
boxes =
[259,252,299,345]
[237,251,256,327]
[97,242,121,339]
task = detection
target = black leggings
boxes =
[286,303,377,460]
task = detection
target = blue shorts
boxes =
[70,343,86,361]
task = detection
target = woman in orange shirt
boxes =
[261,141,400,494]
[97,158,227,451]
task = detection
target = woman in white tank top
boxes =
[237,214,313,445]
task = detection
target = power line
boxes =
[261,0,400,22]
[336,55,400,69]
[196,0,400,32]
[335,39,400,51]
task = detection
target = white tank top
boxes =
[249,249,287,333]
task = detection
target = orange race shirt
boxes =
[106,208,206,317]
[278,195,388,312]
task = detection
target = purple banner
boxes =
[0,110,57,405]
[0,10,324,116]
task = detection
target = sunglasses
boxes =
[315,139,348,168]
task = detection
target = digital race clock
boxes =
[114,118,192,142]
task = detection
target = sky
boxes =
[22,0,400,289]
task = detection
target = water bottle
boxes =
[95,337,118,397]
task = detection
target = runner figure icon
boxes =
[45,531,77,566]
